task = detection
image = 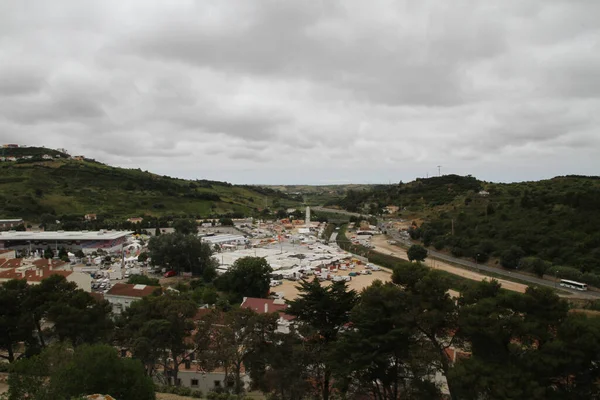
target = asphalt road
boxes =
[312,206,363,217]
[384,230,600,299]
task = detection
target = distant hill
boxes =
[334,174,600,285]
[328,175,482,214]
[0,147,300,222]
[262,183,375,206]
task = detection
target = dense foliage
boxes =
[0,275,113,362]
[329,175,481,213]
[215,257,273,302]
[0,149,299,221]
[3,259,600,399]
[335,174,600,283]
[148,232,218,278]
[413,176,600,284]
[7,343,155,400]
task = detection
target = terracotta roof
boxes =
[32,259,67,269]
[240,297,294,321]
[1,258,22,269]
[241,297,287,314]
[106,283,158,298]
[0,258,5,268]
[0,249,14,254]
[0,266,72,282]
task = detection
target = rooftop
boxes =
[106,283,159,298]
[0,264,72,282]
[0,230,133,241]
[241,297,287,314]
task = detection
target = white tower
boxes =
[305,206,311,228]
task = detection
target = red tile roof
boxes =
[0,249,14,255]
[240,297,294,321]
[106,283,158,298]
[0,258,5,268]
[0,266,72,282]
[241,297,287,314]
[0,258,22,269]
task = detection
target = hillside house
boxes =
[478,190,490,197]
[384,205,400,214]
[105,283,159,313]
[240,297,294,334]
[127,217,143,224]
[42,154,53,160]
[84,214,97,221]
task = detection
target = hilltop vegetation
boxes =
[334,175,600,284]
[328,174,481,214]
[0,148,300,222]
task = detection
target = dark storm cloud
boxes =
[0,0,598,184]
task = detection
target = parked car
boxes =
[163,270,177,278]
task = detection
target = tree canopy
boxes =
[216,256,273,301]
[407,244,428,262]
[148,232,217,277]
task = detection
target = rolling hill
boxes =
[333,174,600,284]
[0,148,300,222]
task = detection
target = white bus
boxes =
[559,279,587,291]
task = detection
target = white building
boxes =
[105,283,159,313]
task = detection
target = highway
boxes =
[383,230,600,299]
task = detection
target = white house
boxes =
[240,297,294,334]
[105,283,159,313]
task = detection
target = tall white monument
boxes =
[305,206,311,228]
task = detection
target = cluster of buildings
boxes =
[0,144,85,162]
[0,250,92,291]
[0,230,133,256]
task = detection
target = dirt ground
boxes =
[274,268,393,299]
[370,235,528,293]
[156,394,195,400]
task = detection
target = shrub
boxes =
[580,273,600,288]
[553,266,583,281]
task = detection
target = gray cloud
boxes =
[0,0,598,184]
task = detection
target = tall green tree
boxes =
[196,308,278,394]
[450,286,584,400]
[392,262,460,399]
[117,294,197,385]
[173,219,198,235]
[7,343,155,400]
[148,232,217,277]
[334,280,440,400]
[216,257,273,301]
[407,244,428,262]
[0,280,35,362]
[286,279,358,400]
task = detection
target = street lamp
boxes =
[476,254,480,271]
[555,270,558,288]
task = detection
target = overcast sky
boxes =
[1,1,598,184]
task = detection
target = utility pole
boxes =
[451,219,454,236]
[437,165,441,176]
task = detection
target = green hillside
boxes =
[264,183,375,206]
[328,174,481,213]
[0,149,300,222]
[334,175,600,284]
